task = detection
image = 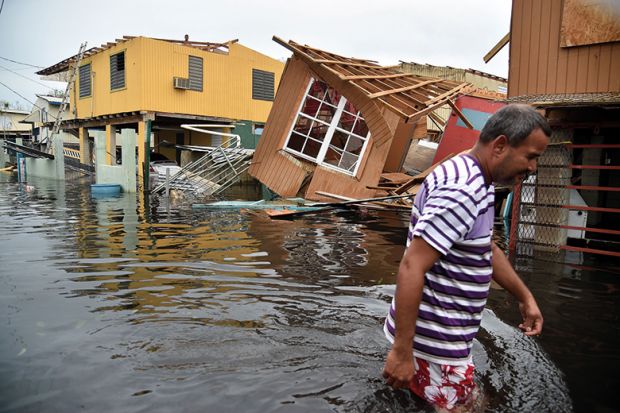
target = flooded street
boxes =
[0,174,617,412]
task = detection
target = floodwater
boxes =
[0,174,617,413]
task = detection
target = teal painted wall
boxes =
[234,120,264,149]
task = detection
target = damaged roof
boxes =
[274,37,470,122]
[37,35,238,76]
[505,92,620,107]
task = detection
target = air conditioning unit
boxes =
[173,77,190,90]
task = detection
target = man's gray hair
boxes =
[479,104,552,146]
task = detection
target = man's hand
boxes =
[383,345,414,389]
[518,297,543,336]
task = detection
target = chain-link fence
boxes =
[513,130,573,256]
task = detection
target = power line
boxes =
[0,64,57,90]
[0,55,44,69]
[0,80,59,121]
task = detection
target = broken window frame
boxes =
[283,78,371,177]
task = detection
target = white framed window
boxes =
[283,78,370,176]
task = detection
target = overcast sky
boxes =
[0,0,512,110]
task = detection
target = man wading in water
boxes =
[382,104,548,411]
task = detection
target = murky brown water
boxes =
[0,174,617,412]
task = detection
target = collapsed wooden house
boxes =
[249,38,469,201]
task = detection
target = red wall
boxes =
[433,96,506,164]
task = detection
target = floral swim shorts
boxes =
[409,357,477,410]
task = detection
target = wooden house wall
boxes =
[248,57,312,197]
[250,55,403,201]
[509,0,620,97]
[383,119,421,173]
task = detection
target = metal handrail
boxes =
[151,125,253,196]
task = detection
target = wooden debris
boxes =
[267,192,415,219]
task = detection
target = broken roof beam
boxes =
[446,99,474,129]
[343,72,414,80]
[367,79,443,99]
[424,83,470,106]
[313,59,383,69]
[484,32,510,63]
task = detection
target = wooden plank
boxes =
[408,90,465,121]
[314,59,381,69]
[528,0,542,95]
[564,46,579,93]
[597,44,613,92]
[609,43,620,91]
[424,83,469,106]
[536,0,552,94]
[344,73,414,81]
[575,46,589,92]
[484,33,511,63]
[368,79,441,99]
[545,0,561,93]
[517,0,532,96]
[447,99,473,129]
[586,44,601,92]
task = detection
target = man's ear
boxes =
[492,135,509,156]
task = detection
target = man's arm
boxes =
[382,236,441,389]
[491,242,543,336]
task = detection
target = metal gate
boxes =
[509,128,620,259]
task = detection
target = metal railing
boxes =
[151,124,253,197]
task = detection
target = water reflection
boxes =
[2,175,615,412]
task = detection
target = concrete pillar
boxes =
[79,127,91,165]
[93,130,106,184]
[0,138,7,167]
[120,128,137,192]
[105,124,116,165]
[53,133,66,180]
[137,121,146,181]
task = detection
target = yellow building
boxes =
[37,35,284,185]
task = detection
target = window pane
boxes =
[339,152,358,171]
[308,121,329,141]
[345,136,365,155]
[287,132,306,153]
[307,80,328,100]
[300,96,321,117]
[329,129,348,151]
[303,137,322,158]
[323,146,344,167]
[292,115,312,136]
[352,117,369,137]
[337,111,357,132]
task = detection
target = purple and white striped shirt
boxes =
[384,154,495,365]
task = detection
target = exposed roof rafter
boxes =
[273,36,471,122]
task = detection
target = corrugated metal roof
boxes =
[36,35,239,76]
[36,95,63,104]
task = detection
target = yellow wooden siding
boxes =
[71,37,284,122]
[139,39,283,121]
[73,40,142,118]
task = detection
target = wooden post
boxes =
[105,124,116,165]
